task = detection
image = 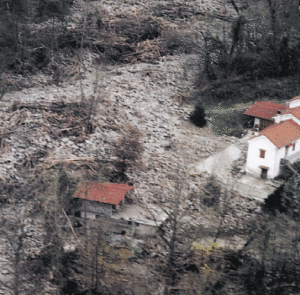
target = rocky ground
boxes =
[0,0,270,294]
[0,52,264,226]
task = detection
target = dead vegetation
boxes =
[8,101,96,141]
[65,12,198,65]
[151,1,234,22]
[0,12,196,90]
[0,98,106,186]
[0,0,233,91]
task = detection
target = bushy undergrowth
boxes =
[264,161,300,220]
[195,75,300,109]
[201,175,221,208]
[206,109,248,138]
[230,216,300,295]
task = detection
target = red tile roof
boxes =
[74,183,135,205]
[259,119,300,148]
[287,95,300,102]
[244,101,287,120]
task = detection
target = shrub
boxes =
[113,125,144,180]
[264,183,286,214]
[201,176,221,208]
[189,103,207,127]
[57,165,77,212]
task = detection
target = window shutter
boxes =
[260,149,266,158]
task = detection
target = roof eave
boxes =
[248,134,277,147]
[244,113,275,121]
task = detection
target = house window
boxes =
[260,149,266,158]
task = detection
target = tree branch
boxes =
[230,0,239,14]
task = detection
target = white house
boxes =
[245,96,300,179]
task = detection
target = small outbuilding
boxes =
[72,182,135,219]
[244,101,287,131]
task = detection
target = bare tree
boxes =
[143,166,203,294]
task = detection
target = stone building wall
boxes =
[80,200,112,217]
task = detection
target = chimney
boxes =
[277,110,281,114]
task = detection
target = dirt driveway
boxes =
[188,143,282,202]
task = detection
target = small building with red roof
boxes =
[73,182,135,219]
[243,101,287,130]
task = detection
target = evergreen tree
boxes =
[189,103,207,128]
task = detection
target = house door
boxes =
[260,168,268,179]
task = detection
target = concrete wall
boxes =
[78,216,158,239]
[80,211,98,220]
[246,136,278,178]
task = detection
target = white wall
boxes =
[272,114,300,125]
[295,138,300,153]
[254,117,260,126]
[284,137,300,163]
[287,99,300,108]
[287,137,300,155]
[246,136,278,178]
[274,146,286,177]
[80,211,96,220]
